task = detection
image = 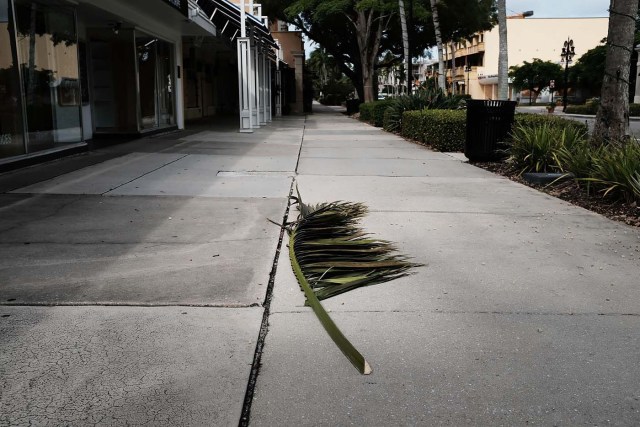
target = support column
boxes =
[258,51,267,125]
[266,60,272,122]
[250,42,260,128]
[292,52,304,114]
[237,37,253,132]
[275,68,282,117]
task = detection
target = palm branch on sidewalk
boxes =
[283,190,423,374]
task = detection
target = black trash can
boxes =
[346,99,362,115]
[465,99,517,162]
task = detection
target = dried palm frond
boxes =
[285,191,423,374]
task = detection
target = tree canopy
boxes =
[263,0,495,101]
[509,59,563,102]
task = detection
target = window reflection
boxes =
[0,0,25,158]
[14,1,81,153]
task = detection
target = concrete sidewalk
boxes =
[1,105,639,425]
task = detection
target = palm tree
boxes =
[497,0,509,100]
[399,0,411,94]
[430,0,446,90]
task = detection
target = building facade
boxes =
[0,0,288,166]
[443,17,609,100]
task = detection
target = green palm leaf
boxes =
[286,191,423,374]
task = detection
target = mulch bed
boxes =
[474,161,640,228]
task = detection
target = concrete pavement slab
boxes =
[300,146,453,160]
[0,194,285,305]
[109,173,293,198]
[250,310,640,426]
[270,210,640,315]
[0,306,261,426]
[294,175,583,214]
[11,153,187,195]
[297,156,494,177]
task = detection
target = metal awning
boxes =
[194,0,278,59]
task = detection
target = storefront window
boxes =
[14,0,81,153]
[0,0,25,159]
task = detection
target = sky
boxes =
[304,0,611,53]
[506,0,609,18]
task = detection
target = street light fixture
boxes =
[560,37,576,112]
[464,65,472,96]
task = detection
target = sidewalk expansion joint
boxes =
[0,302,263,308]
[100,153,189,195]
[238,174,298,427]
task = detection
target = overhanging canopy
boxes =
[194,0,278,59]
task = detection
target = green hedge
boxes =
[359,102,373,122]
[513,113,588,135]
[564,104,597,115]
[401,110,466,152]
[358,100,394,127]
[564,103,640,117]
[398,111,587,153]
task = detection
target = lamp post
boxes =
[560,37,575,112]
[464,65,472,96]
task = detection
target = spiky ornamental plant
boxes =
[285,191,423,374]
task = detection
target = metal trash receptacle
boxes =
[465,100,517,161]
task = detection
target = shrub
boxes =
[629,103,640,117]
[556,134,596,179]
[383,87,465,133]
[401,110,466,152]
[359,102,374,122]
[357,100,394,127]
[508,124,566,174]
[586,141,640,202]
[565,104,598,115]
[513,113,589,136]
[560,102,640,117]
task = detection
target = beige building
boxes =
[445,17,609,100]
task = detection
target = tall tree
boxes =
[509,59,563,103]
[593,0,639,142]
[263,0,495,100]
[398,0,411,94]
[497,0,509,100]
[430,0,446,90]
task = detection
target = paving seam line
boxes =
[238,116,307,426]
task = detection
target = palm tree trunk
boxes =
[497,0,509,100]
[450,41,456,95]
[593,0,638,142]
[430,0,445,91]
[398,0,411,94]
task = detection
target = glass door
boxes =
[136,33,158,130]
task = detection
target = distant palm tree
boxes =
[399,0,411,94]
[497,0,509,100]
[430,0,446,90]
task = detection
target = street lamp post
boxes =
[464,65,472,96]
[560,37,575,112]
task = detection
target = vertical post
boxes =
[237,0,253,132]
[251,42,260,128]
[258,51,266,125]
[266,58,272,122]
[292,52,304,114]
[237,37,253,132]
